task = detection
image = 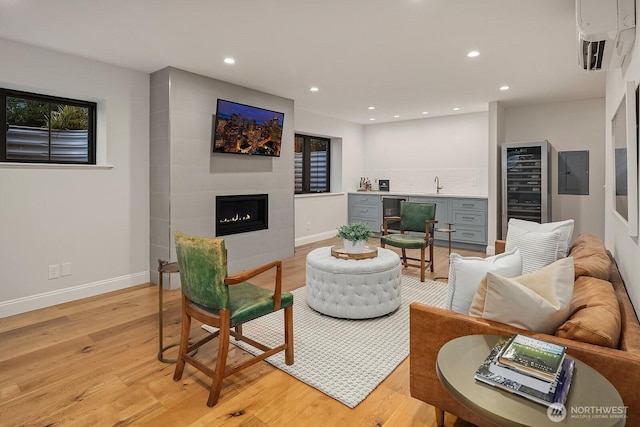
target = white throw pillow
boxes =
[507,218,574,258]
[469,257,575,334]
[505,226,560,274]
[446,248,522,314]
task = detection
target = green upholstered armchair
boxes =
[380,201,437,282]
[172,231,294,407]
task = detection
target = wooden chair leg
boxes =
[435,407,445,427]
[429,244,435,272]
[234,324,242,339]
[284,305,294,365]
[207,317,230,407]
[173,305,191,381]
[401,248,408,266]
[420,247,425,282]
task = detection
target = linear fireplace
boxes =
[216,194,268,236]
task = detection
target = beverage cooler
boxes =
[501,141,551,238]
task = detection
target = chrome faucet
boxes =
[434,176,443,193]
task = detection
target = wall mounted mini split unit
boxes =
[577,0,636,71]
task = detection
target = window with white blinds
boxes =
[295,134,330,194]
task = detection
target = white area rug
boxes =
[206,275,448,408]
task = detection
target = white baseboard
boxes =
[295,230,337,247]
[0,271,150,318]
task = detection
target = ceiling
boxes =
[0,0,605,124]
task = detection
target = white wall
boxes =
[604,1,640,313]
[0,38,150,317]
[503,98,606,240]
[293,110,365,246]
[362,113,489,195]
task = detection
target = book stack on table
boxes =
[474,334,575,407]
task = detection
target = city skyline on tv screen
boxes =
[213,99,284,157]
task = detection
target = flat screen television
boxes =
[212,99,284,157]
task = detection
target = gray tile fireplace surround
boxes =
[149,67,295,288]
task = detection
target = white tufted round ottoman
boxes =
[305,247,402,319]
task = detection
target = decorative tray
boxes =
[330,246,378,260]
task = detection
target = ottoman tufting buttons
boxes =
[305,246,402,319]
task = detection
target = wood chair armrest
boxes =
[383,216,401,234]
[426,219,438,237]
[225,260,282,284]
[225,260,284,309]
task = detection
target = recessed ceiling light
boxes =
[310,86,319,92]
[394,115,400,118]
[421,111,429,115]
[369,118,376,121]
[368,106,375,110]
[500,85,510,91]
[453,107,460,111]
[467,51,480,58]
[223,57,235,64]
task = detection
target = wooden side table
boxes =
[434,222,455,281]
[436,335,626,427]
[435,222,456,257]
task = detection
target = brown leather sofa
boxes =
[409,234,640,426]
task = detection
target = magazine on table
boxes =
[474,337,575,408]
[497,334,566,382]
[488,359,554,394]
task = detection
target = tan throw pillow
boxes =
[555,276,621,348]
[469,257,575,334]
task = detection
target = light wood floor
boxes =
[0,237,483,427]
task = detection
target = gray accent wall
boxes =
[150,67,295,286]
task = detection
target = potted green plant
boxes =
[336,222,372,253]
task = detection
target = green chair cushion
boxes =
[229,282,293,326]
[381,233,433,250]
[194,282,293,326]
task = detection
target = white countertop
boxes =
[349,191,488,199]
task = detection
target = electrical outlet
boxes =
[61,262,72,277]
[48,264,60,280]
